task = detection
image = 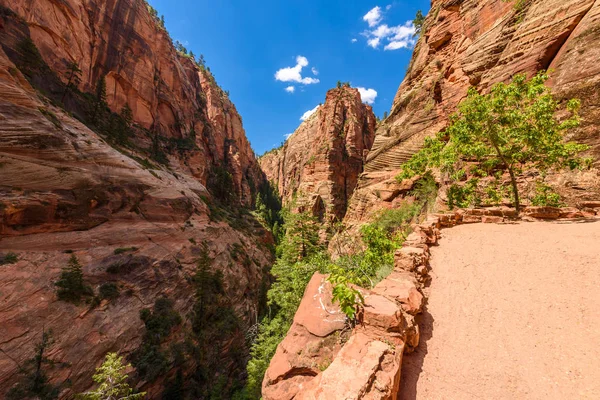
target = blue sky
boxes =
[148,0,430,155]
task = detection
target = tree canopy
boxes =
[397,72,590,212]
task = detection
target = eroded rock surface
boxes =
[259,86,376,230]
[0,1,271,396]
[345,0,600,226]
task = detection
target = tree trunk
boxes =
[507,167,520,214]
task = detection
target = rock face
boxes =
[0,1,271,397]
[262,246,429,399]
[259,87,376,229]
[1,0,262,205]
[345,0,600,225]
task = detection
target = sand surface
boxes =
[400,220,600,399]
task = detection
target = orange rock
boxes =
[259,86,376,229]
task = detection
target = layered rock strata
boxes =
[0,0,271,396]
[259,86,376,229]
[345,0,600,226]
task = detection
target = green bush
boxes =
[113,247,138,255]
[99,282,120,300]
[531,182,562,207]
[131,297,182,381]
[396,72,588,214]
[0,252,18,265]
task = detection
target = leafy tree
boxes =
[61,61,82,103]
[55,255,93,302]
[397,72,589,213]
[413,10,425,37]
[77,353,145,400]
[6,330,60,400]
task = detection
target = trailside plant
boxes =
[77,353,145,400]
[397,72,590,214]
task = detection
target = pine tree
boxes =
[77,353,145,400]
[6,330,60,400]
[61,61,82,103]
[55,255,92,302]
[279,208,322,263]
[92,76,108,123]
[413,10,425,37]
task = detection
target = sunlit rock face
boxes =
[259,86,376,232]
[344,0,600,226]
[0,0,272,396]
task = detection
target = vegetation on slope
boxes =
[397,72,590,212]
[240,176,438,398]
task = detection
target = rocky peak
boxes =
[259,86,376,231]
[344,0,600,226]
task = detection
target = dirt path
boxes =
[400,220,600,400]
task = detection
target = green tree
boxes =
[278,208,322,263]
[94,75,108,118]
[6,330,60,400]
[77,353,145,400]
[397,72,589,213]
[55,255,93,302]
[61,61,82,103]
[413,10,425,37]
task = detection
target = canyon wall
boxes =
[259,86,376,230]
[345,0,600,225]
[0,0,271,397]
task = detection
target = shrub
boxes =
[531,182,562,207]
[0,252,18,265]
[99,282,120,300]
[6,330,60,400]
[77,353,145,399]
[113,247,138,255]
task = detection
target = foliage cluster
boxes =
[131,297,182,381]
[55,255,93,303]
[77,353,145,400]
[0,252,18,265]
[242,176,437,398]
[6,331,60,400]
[396,72,589,213]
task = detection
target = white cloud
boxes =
[386,4,392,11]
[275,56,320,85]
[300,105,320,121]
[285,86,295,93]
[311,67,319,75]
[284,133,293,139]
[363,6,382,28]
[357,87,378,104]
[351,38,358,43]
[367,37,380,48]
[360,6,416,51]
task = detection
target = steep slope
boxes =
[259,86,376,231]
[345,0,600,225]
[0,1,271,397]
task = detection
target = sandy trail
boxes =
[400,220,600,400]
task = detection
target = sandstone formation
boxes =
[259,86,376,230]
[345,0,600,225]
[262,238,430,400]
[265,204,600,399]
[0,0,271,397]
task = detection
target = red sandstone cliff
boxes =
[345,0,600,225]
[259,86,376,230]
[0,0,270,397]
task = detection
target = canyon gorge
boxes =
[1,0,600,399]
